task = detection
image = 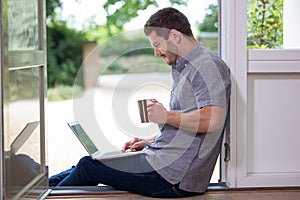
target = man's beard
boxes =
[164,41,179,65]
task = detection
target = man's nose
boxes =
[154,48,161,56]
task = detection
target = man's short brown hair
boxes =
[144,7,194,39]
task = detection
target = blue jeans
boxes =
[49,155,200,198]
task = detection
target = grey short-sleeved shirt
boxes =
[143,43,231,193]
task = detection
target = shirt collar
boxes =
[172,56,187,73]
[172,42,204,73]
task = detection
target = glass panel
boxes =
[7,0,39,50]
[4,67,47,199]
[247,0,283,49]
[197,3,219,55]
[248,0,300,49]
[2,0,48,198]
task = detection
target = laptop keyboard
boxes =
[102,150,125,157]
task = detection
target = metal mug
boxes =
[137,99,152,123]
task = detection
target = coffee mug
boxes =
[137,99,152,123]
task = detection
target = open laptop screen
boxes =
[68,122,98,155]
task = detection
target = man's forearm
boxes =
[165,106,224,133]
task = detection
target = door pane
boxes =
[2,0,48,199]
[7,0,39,50]
[4,67,44,196]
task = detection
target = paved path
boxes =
[48,99,86,176]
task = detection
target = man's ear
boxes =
[170,29,182,44]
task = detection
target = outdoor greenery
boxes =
[46,0,284,101]
[98,32,153,57]
[103,0,188,35]
[247,0,283,49]
[47,21,87,87]
[197,4,218,54]
[198,4,218,33]
[46,0,284,87]
[46,0,88,88]
[46,0,190,89]
[47,85,74,101]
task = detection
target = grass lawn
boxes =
[47,85,74,102]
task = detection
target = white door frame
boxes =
[220,0,248,188]
[221,0,300,188]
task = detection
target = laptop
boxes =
[10,121,40,155]
[67,121,142,160]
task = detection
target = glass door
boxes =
[1,0,49,199]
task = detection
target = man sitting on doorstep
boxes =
[49,7,231,198]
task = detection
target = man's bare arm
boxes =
[166,106,224,133]
[148,101,224,133]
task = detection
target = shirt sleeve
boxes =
[187,56,230,109]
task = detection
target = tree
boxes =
[198,4,218,33]
[46,0,89,88]
[103,0,188,35]
[247,0,283,49]
[196,3,218,53]
[47,21,87,87]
